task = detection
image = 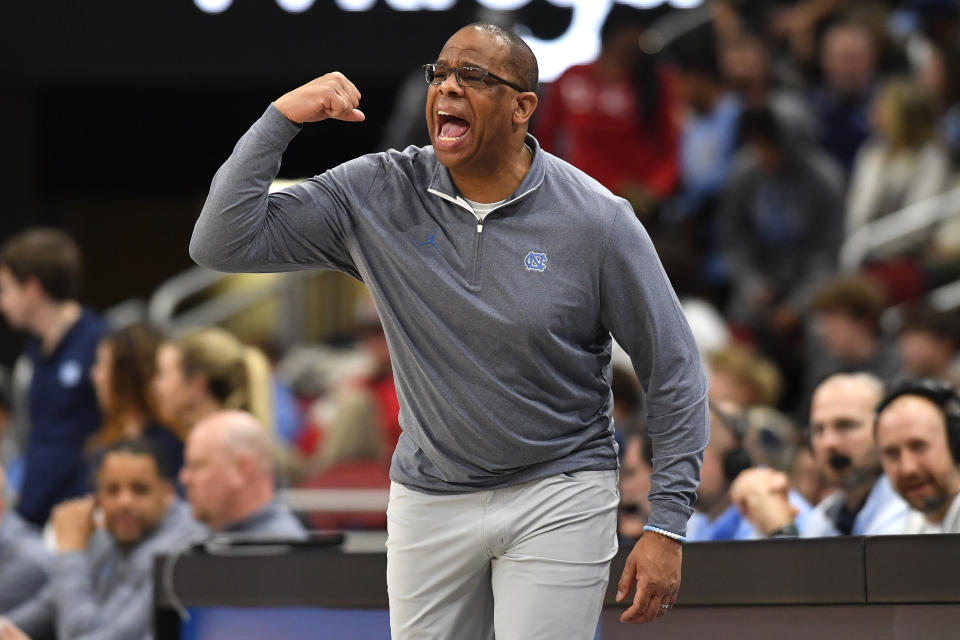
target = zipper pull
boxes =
[477,220,484,233]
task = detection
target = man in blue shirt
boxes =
[0,228,105,527]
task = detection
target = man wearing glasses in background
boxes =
[191,23,707,639]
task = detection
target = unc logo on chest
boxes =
[524,251,548,272]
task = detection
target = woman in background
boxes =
[152,327,274,442]
[89,322,183,478]
[535,4,679,220]
[846,78,951,239]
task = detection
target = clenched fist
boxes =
[274,72,365,124]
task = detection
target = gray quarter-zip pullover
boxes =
[191,105,708,535]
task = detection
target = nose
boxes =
[438,70,463,96]
[899,451,920,476]
[817,426,843,452]
[116,487,135,508]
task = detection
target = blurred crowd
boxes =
[540,1,960,545]
[2,1,960,636]
[0,229,355,639]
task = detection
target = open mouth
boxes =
[437,111,470,143]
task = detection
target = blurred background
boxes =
[3,0,960,539]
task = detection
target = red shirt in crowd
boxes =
[535,63,679,199]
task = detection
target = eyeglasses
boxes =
[423,63,527,93]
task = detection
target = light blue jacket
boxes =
[801,474,909,537]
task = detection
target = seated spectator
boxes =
[718,107,844,336]
[805,275,901,394]
[686,404,751,541]
[618,432,652,541]
[916,40,960,166]
[876,379,960,534]
[707,344,783,409]
[719,33,816,142]
[180,410,306,538]
[304,389,390,531]
[807,20,879,175]
[744,407,829,509]
[535,4,679,218]
[732,373,908,537]
[2,439,203,639]
[687,403,811,541]
[846,79,950,248]
[896,305,960,388]
[667,27,741,227]
[153,327,273,439]
[742,406,802,473]
[0,229,106,527]
[0,464,50,614]
[89,323,183,481]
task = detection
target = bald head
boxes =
[192,409,274,472]
[180,410,277,531]
[817,373,885,403]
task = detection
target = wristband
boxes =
[643,525,687,543]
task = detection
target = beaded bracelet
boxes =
[643,525,687,544]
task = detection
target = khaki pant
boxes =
[386,470,619,640]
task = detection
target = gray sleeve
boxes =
[189,103,379,279]
[50,552,151,640]
[0,555,50,614]
[599,206,709,537]
[6,584,56,640]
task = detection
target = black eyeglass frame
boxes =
[423,63,528,93]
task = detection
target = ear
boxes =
[23,275,47,301]
[233,452,256,481]
[513,92,538,126]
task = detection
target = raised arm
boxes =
[189,73,370,276]
[273,72,364,125]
